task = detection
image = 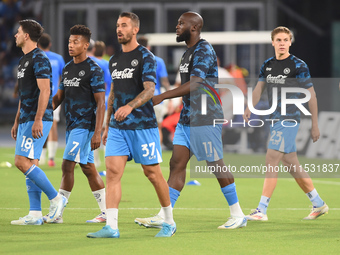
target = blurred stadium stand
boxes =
[1,0,339,129]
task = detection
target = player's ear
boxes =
[191,25,196,32]
[133,26,139,35]
[84,41,89,51]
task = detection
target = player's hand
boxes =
[91,132,101,150]
[32,120,43,139]
[114,105,133,122]
[152,95,163,106]
[11,122,18,141]
[102,127,108,146]
[243,107,251,122]
[310,125,320,143]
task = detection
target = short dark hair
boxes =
[137,36,148,47]
[19,19,44,42]
[70,25,91,42]
[119,12,140,28]
[38,33,51,49]
[94,41,106,57]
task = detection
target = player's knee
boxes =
[15,156,32,172]
[14,157,25,171]
[106,166,123,179]
[61,161,74,174]
[14,157,21,169]
[81,164,92,177]
[145,171,158,184]
[169,157,184,173]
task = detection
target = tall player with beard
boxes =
[135,12,246,230]
[11,19,67,225]
[243,26,328,221]
[87,12,175,238]
[49,25,107,224]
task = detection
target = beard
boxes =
[118,33,133,45]
[176,28,191,43]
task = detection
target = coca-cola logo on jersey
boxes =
[17,69,26,79]
[64,77,81,87]
[266,74,287,84]
[111,68,135,79]
[179,63,189,73]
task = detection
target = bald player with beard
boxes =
[135,11,247,230]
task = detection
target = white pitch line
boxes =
[1,207,340,211]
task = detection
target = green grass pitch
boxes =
[0,147,339,254]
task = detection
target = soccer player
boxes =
[89,40,112,168]
[243,26,328,221]
[134,12,246,229]
[92,41,112,114]
[87,12,175,238]
[38,33,65,167]
[48,25,107,223]
[11,19,67,225]
[137,36,171,146]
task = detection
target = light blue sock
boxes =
[25,165,58,200]
[306,189,324,207]
[258,195,270,214]
[221,183,239,206]
[169,187,180,208]
[26,177,42,211]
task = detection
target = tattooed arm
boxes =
[114,81,155,122]
[105,82,115,127]
[102,82,114,146]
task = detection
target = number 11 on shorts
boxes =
[203,141,212,157]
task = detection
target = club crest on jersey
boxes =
[131,59,138,67]
[283,68,290,74]
[24,61,29,67]
[79,70,85,77]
